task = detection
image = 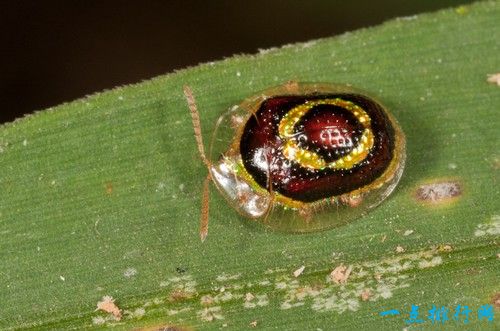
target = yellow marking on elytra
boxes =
[278,98,374,170]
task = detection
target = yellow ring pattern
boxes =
[278,99,374,170]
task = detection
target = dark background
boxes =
[0,0,473,124]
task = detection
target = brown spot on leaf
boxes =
[492,293,500,309]
[414,179,462,205]
[105,182,113,195]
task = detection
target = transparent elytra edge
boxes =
[209,83,406,233]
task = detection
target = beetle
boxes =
[183,82,405,241]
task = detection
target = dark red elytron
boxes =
[240,94,395,202]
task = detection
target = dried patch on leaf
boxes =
[414,179,462,205]
[124,307,146,319]
[160,275,197,302]
[474,215,500,237]
[244,293,269,308]
[96,295,122,320]
[169,289,193,302]
[418,256,443,269]
[197,306,224,322]
[124,267,138,278]
[120,250,447,324]
[216,273,241,281]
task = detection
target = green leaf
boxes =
[1,2,499,330]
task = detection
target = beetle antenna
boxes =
[184,85,212,242]
[199,173,211,242]
[183,85,211,169]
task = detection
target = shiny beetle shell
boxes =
[206,82,406,232]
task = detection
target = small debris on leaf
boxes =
[487,73,500,86]
[395,245,405,253]
[438,244,453,252]
[96,295,122,320]
[245,292,255,302]
[329,264,352,284]
[123,267,138,278]
[361,289,372,301]
[293,265,305,278]
[403,230,414,236]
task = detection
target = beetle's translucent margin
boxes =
[208,82,406,232]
